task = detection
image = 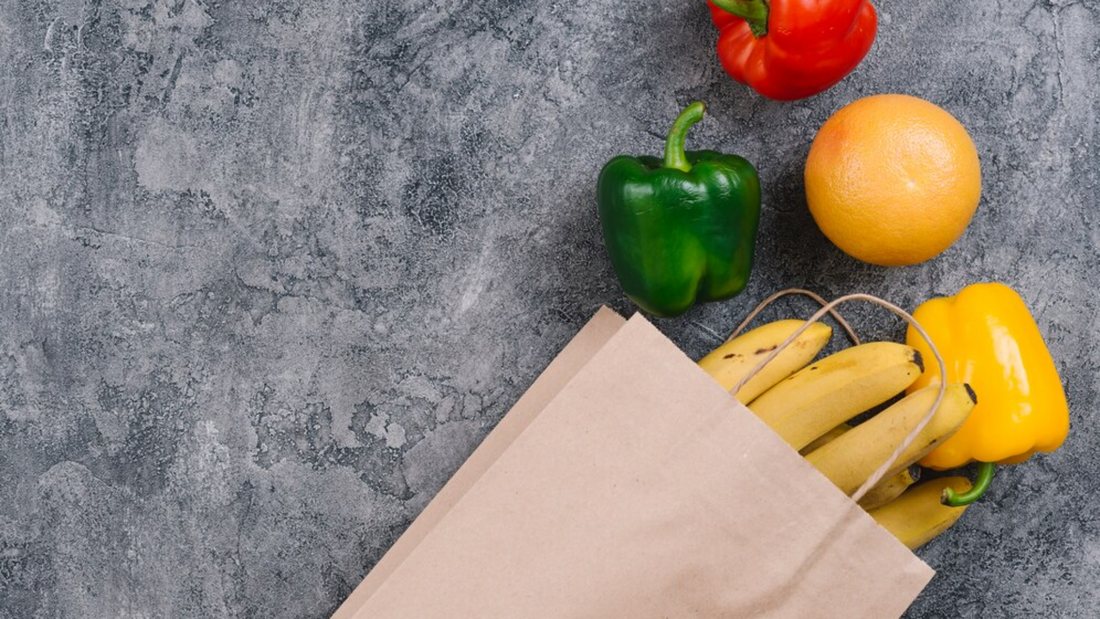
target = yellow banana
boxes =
[748,342,924,450]
[805,384,977,496]
[698,319,832,403]
[798,422,920,510]
[857,466,920,511]
[870,477,973,550]
[798,422,851,455]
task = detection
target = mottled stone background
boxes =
[0,0,1097,617]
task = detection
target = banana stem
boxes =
[942,462,995,507]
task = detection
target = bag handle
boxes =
[726,288,861,346]
[731,293,947,504]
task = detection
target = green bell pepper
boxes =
[597,102,761,317]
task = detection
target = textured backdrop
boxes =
[1,0,1098,617]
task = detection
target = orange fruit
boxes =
[804,94,982,266]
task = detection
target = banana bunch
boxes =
[698,319,978,550]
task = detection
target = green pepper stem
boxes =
[708,0,769,38]
[662,102,707,173]
[942,462,996,507]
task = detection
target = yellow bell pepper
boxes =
[906,283,1069,475]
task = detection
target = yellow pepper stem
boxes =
[942,462,995,507]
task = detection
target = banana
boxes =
[870,477,973,550]
[698,319,832,403]
[798,422,920,510]
[805,384,977,496]
[798,422,851,456]
[857,466,920,511]
[747,342,924,450]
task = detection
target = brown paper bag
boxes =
[334,309,933,618]
[334,307,628,614]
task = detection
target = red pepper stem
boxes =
[942,462,996,507]
[662,102,707,173]
[709,0,769,38]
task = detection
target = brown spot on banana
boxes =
[697,320,833,403]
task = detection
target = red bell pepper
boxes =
[707,0,878,101]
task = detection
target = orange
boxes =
[804,94,982,266]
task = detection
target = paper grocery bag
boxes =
[334,306,628,614]
[333,309,933,618]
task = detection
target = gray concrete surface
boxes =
[1,0,1097,617]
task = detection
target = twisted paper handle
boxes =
[726,288,861,346]
[730,292,946,504]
